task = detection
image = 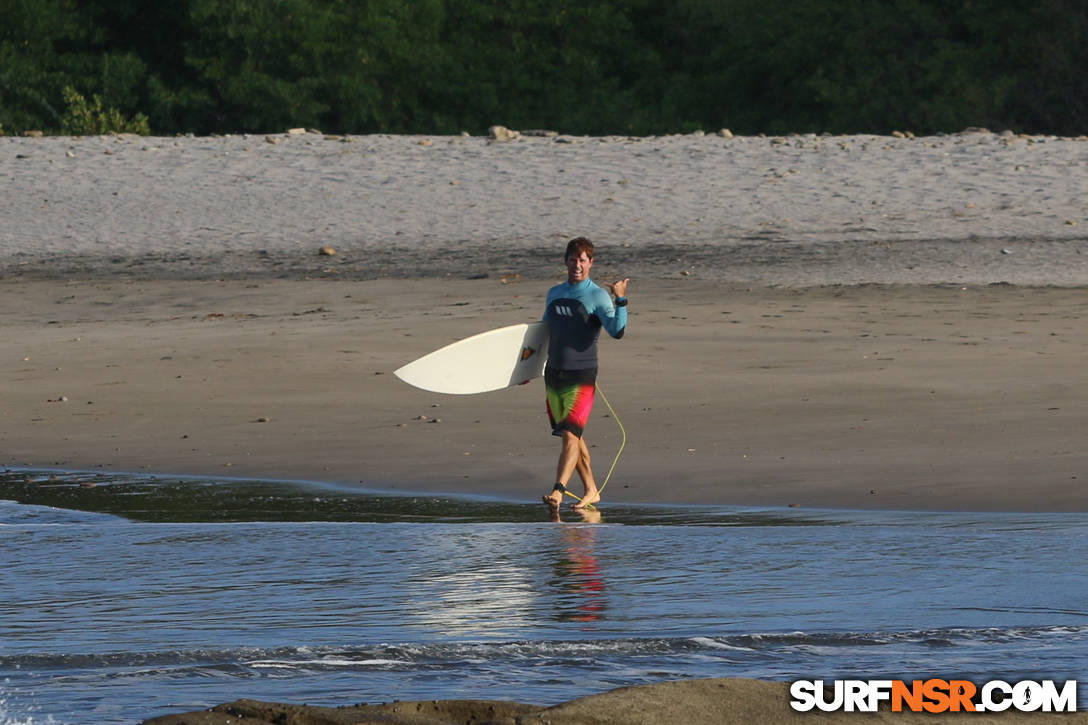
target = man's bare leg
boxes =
[543,430,581,512]
[572,436,600,510]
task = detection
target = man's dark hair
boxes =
[565,237,594,261]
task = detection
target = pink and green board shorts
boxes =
[545,367,597,438]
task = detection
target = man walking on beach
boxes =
[541,238,628,514]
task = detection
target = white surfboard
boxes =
[394,322,549,394]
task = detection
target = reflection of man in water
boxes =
[555,524,606,623]
[540,237,628,515]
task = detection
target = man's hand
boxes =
[607,278,629,299]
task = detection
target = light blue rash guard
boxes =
[543,278,627,371]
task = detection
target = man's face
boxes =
[566,251,593,283]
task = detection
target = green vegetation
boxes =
[1,0,1084,137]
[60,86,150,135]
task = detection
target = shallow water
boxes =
[1,470,1085,724]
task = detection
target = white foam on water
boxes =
[0,693,59,725]
[247,658,405,669]
[689,637,756,652]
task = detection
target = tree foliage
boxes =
[1,0,1085,136]
[60,86,150,135]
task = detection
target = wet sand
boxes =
[143,679,1087,724]
[3,277,1085,511]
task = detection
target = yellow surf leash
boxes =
[562,381,625,510]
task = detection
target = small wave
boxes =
[714,625,1088,650]
[689,636,757,652]
[0,499,122,527]
[247,658,406,669]
[7,629,1087,725]
[7,625,1084,674]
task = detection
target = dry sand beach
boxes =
[2,130,1087,722]
[2,129,1087,285]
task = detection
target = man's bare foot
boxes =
[572,489,600,511]
[543,489,563,514]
